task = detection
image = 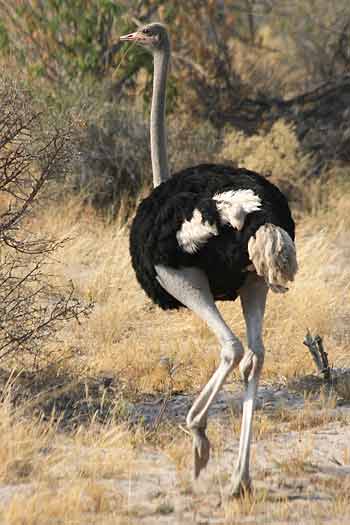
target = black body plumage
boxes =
[130,164,295,310]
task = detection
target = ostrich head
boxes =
[120,23,169,53]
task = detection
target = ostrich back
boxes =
[130,164,295,310]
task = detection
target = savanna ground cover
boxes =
[1,2,350,524]
[3,187,350,525]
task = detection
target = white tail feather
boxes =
[248,224,298,293]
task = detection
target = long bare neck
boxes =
[151,45,170,187]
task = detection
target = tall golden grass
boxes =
[30,181,350,395]
[0,163,349,523]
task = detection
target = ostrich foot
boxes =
[228,474,252,498]
[192,427,210,479]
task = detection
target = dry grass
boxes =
[31,187,350,396]
[221,119,313,201]
[3,481,125,525]
[0,178,349,523]
[0,394,55,484]
[0,386,141,524]
[23,185,350,407]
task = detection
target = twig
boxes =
[178,424,191,437]
[149,360,185,434]
[303,330,332,385]
[151,392,171,434]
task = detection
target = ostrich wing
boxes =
[176,189,262,254]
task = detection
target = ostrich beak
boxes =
[120,32,141,42]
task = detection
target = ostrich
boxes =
[120,23,298,496]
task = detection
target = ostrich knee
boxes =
[239,346,265,385]
[222,338,244,369]
[186,337,244,479]
[186,338,244,431]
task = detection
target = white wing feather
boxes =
[176,209,218,254]
[213,189,261,230]
[176,190,261,254]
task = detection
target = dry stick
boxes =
[150,367,174,434]
[150,362,185,434]
[151,392,172,434]
[304,330,323,372]
[178,424,191,437]
[303,330,332,385]
[315,335,331,385]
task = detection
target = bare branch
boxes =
[0,76,92,367]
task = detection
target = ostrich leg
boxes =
[230,273,268,496]
[155,265,244,478]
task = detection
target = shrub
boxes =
[63,88,220,216]
[70,100,151,214]
[168,117,220,173]
[0,75,91,368]
[0,1,124,85]
[221,119,313,201]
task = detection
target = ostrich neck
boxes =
[151,48,170,187]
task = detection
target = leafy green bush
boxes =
[0,1,124,84]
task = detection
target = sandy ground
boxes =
[2,381,349,524]
[123,386,350,524]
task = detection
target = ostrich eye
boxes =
[143,28,150,35]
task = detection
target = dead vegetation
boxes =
[0,86,350,521]
[0,174,348,523]
[0,77,91,369]
[0,7,350,519]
